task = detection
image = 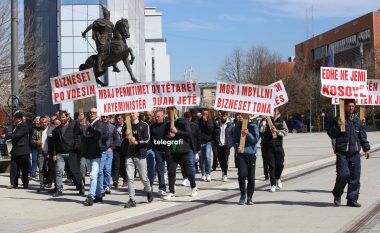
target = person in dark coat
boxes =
[51,110,84,197]
[2,111,31,189]
[327,99,370,207]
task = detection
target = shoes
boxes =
[239,195,246,205]
[347,200,361,207]
[37,187,45,193]
[84,197,94,206]
[147,191,154,203]
[105,187,111,194]
[201,175,206,181]
[122,181,128,187]
[276,179,283,189]
[113,181,119,189]
[7,185,15,189]
[79,188,86,196]
[63,178,73,184]
[45,183,52,189]
[94,196,103,203]
[334,196,341,206]
[191,187,198,197]
[246,198,254,205]
[264,176,269,180]
[181,178,190,186]
[157,189,167,196]
[269,185,276,193]
[222,175,228,182]
[52,190,63,197]
[124,199,136,208]
[206,174,211,182]
[23,184,28,189]
[163,193,175,200]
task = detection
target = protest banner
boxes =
[320,67,368,99]
[151,81,200,108]
[96,83,153,116]
[214,81,275,150]
[50,69,96,105]
[214,81,275,116]
[269,80,288,108]
[332,79,380,106]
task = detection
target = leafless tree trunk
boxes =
[0,4,48,121]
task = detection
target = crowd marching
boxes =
[0,99,370,208]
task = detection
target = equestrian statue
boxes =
[80,6,137,86]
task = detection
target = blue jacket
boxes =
[327,115,370,155]
[233,121,259,155]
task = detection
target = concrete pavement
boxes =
[1,132,380,233]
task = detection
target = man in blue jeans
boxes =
[80,108,108,206]
[51,111,84,197]
[150,110,168,195]
[99,115,116,195]
[199,109,214,182]
[29,116,40,179]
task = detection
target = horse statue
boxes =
[79,18,138,86]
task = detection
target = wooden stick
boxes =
[360,106,365,125]
[125,113,132,139]
[77,99,84,116]
[169,108,175,128]
[339,99,346,132]
[265,116,277,138]
[239,114,249,152]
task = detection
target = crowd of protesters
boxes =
[2,103,368,209]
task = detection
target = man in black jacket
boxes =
[327,99,370,207]
[198,109,214,182]
[181,112,201,186]
[80,108,109,206]
[214,111,233,182]
[163,109,198,200]
[150,110,168,195]
[51,110,84,197]
[2,111,31,189]
[123,112,154,208]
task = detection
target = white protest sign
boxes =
[214,81,275,116]
[50,69,96,104]
[332,79,380,106]
[269,80,288,108]
[151,81,200,107]
[96,83,153,115]
[320,67,368,99]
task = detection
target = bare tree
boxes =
[217,48,244,83]
[0,4,48,120]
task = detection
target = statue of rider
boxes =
[82,5,120,73]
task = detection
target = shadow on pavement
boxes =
[254,200,333,207]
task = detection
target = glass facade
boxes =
[60,1,103,75]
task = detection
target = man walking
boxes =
[327,99,370,207]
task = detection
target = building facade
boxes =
[295,11,380,79]
[144,7,170,82]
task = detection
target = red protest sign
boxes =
[151,81,200,107]
[214,81,275,116]
[96,83,153,115]
[50,69,96,104]
[320,67,368,99]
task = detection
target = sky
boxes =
[144,0,379,82]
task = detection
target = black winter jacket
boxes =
[198,118,214,144]
[214,120,233,148]
[6,122,31,156]
[327,115,370,155]
[52,119,81,154]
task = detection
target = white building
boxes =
[144,7,170,82]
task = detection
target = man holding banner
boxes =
[233,114,259,205]
[327,99,370,207]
